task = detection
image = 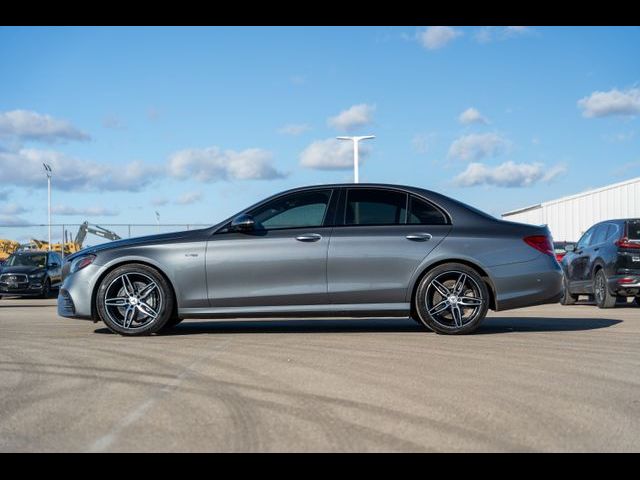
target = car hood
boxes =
[0,266,45,275]
[65,229,205,262]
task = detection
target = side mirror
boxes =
[565,243,575,253]
[230,214,256,232]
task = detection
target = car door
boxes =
[566,226,595,292]
[48,252,63,286]
[206,188,336,308]
[327,187,452,305]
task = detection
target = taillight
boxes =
[615,237,640,249]
[524,235,554,256]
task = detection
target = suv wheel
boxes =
[96,263,174,336]
[40,278,51,299]
[594,270,616,309]
[414,263,489,335]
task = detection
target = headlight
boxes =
[29,271,46,279]
[70,254,96,273]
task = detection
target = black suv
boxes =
[0,251,63,299]
[560,219,640,308]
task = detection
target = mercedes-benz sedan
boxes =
[58,184,563,336]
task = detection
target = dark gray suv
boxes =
[560,218,640,308]
[58,184,563,336]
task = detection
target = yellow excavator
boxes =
[1,222,122,261]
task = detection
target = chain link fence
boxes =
[0,223,210,259]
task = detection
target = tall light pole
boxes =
[336,135,375,183]
[43,163,52,250]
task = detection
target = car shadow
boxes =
[93,316,622,336]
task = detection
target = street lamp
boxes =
[336,135,375,183]
[43,163,52,250]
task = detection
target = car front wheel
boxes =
[414,263,489,335]
[594,270,616,309]
[96,263,174,336]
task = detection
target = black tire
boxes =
[560,275,578,305]
[594,269,616,309]
[162,316,184,330]
[96,263,174,336]
[40,278,51,299]
[414,263,489,335]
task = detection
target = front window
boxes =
[249,190,332,230]
[4,254,47,268]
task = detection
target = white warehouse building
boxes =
[501,176,640,242]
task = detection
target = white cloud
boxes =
[448,133,509,162]
[51,205,118,216]
[418,26,462,50]
[0,110,90,143]
[278,123,311,135]
[300,138,370,170]
[578,88,640,118]
[458,107,489,125]
[613,160,640,177]
[475,26,532,43]
[168,146,286,181]
[0,203,29,215]
[412,133,437,154]
[102,115,126,130]
[0,148,159,191]
[0,214,29,226]
[152,197,169,207]
[176,191,202,205]
[454,161,566,187]
[327,104,376,132]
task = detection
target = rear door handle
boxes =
[406,233,432,241]
[295,233,322,242]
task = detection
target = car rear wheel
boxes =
[414,263,489,335]
[594,270,616,309]
[560,276,578,305]
[96,263,174,336]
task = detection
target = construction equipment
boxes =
[74,221,121,247]
[1,222,123,259]
[0,239,21,263]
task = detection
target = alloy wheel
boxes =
[103,272,163,330]
[424,270,484,329]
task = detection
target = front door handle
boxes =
[406,233,432,241]
[295,233,322,242]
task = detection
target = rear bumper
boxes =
[487,254,564,311]
[607,274,640,296]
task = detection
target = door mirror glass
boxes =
[230,214,257,232]
[565,243,575,252]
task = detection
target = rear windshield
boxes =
[628,221,640,240]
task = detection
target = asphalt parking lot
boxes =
[0,296,639,452]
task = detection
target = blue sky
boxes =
[1,26,639,238]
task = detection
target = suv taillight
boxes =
[524,235,554,256]
[615,237,640,249]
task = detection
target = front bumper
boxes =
[487,253,564,311]
[56,264,106,320]
[0,281,45,296]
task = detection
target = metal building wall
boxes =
[502,177,640,242]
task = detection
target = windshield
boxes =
[4,254,47,268]
[628,220,640,240]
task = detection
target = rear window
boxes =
[628,221,640,240]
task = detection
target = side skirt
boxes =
[179,303,411,320]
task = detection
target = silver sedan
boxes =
[58,183,563,336]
